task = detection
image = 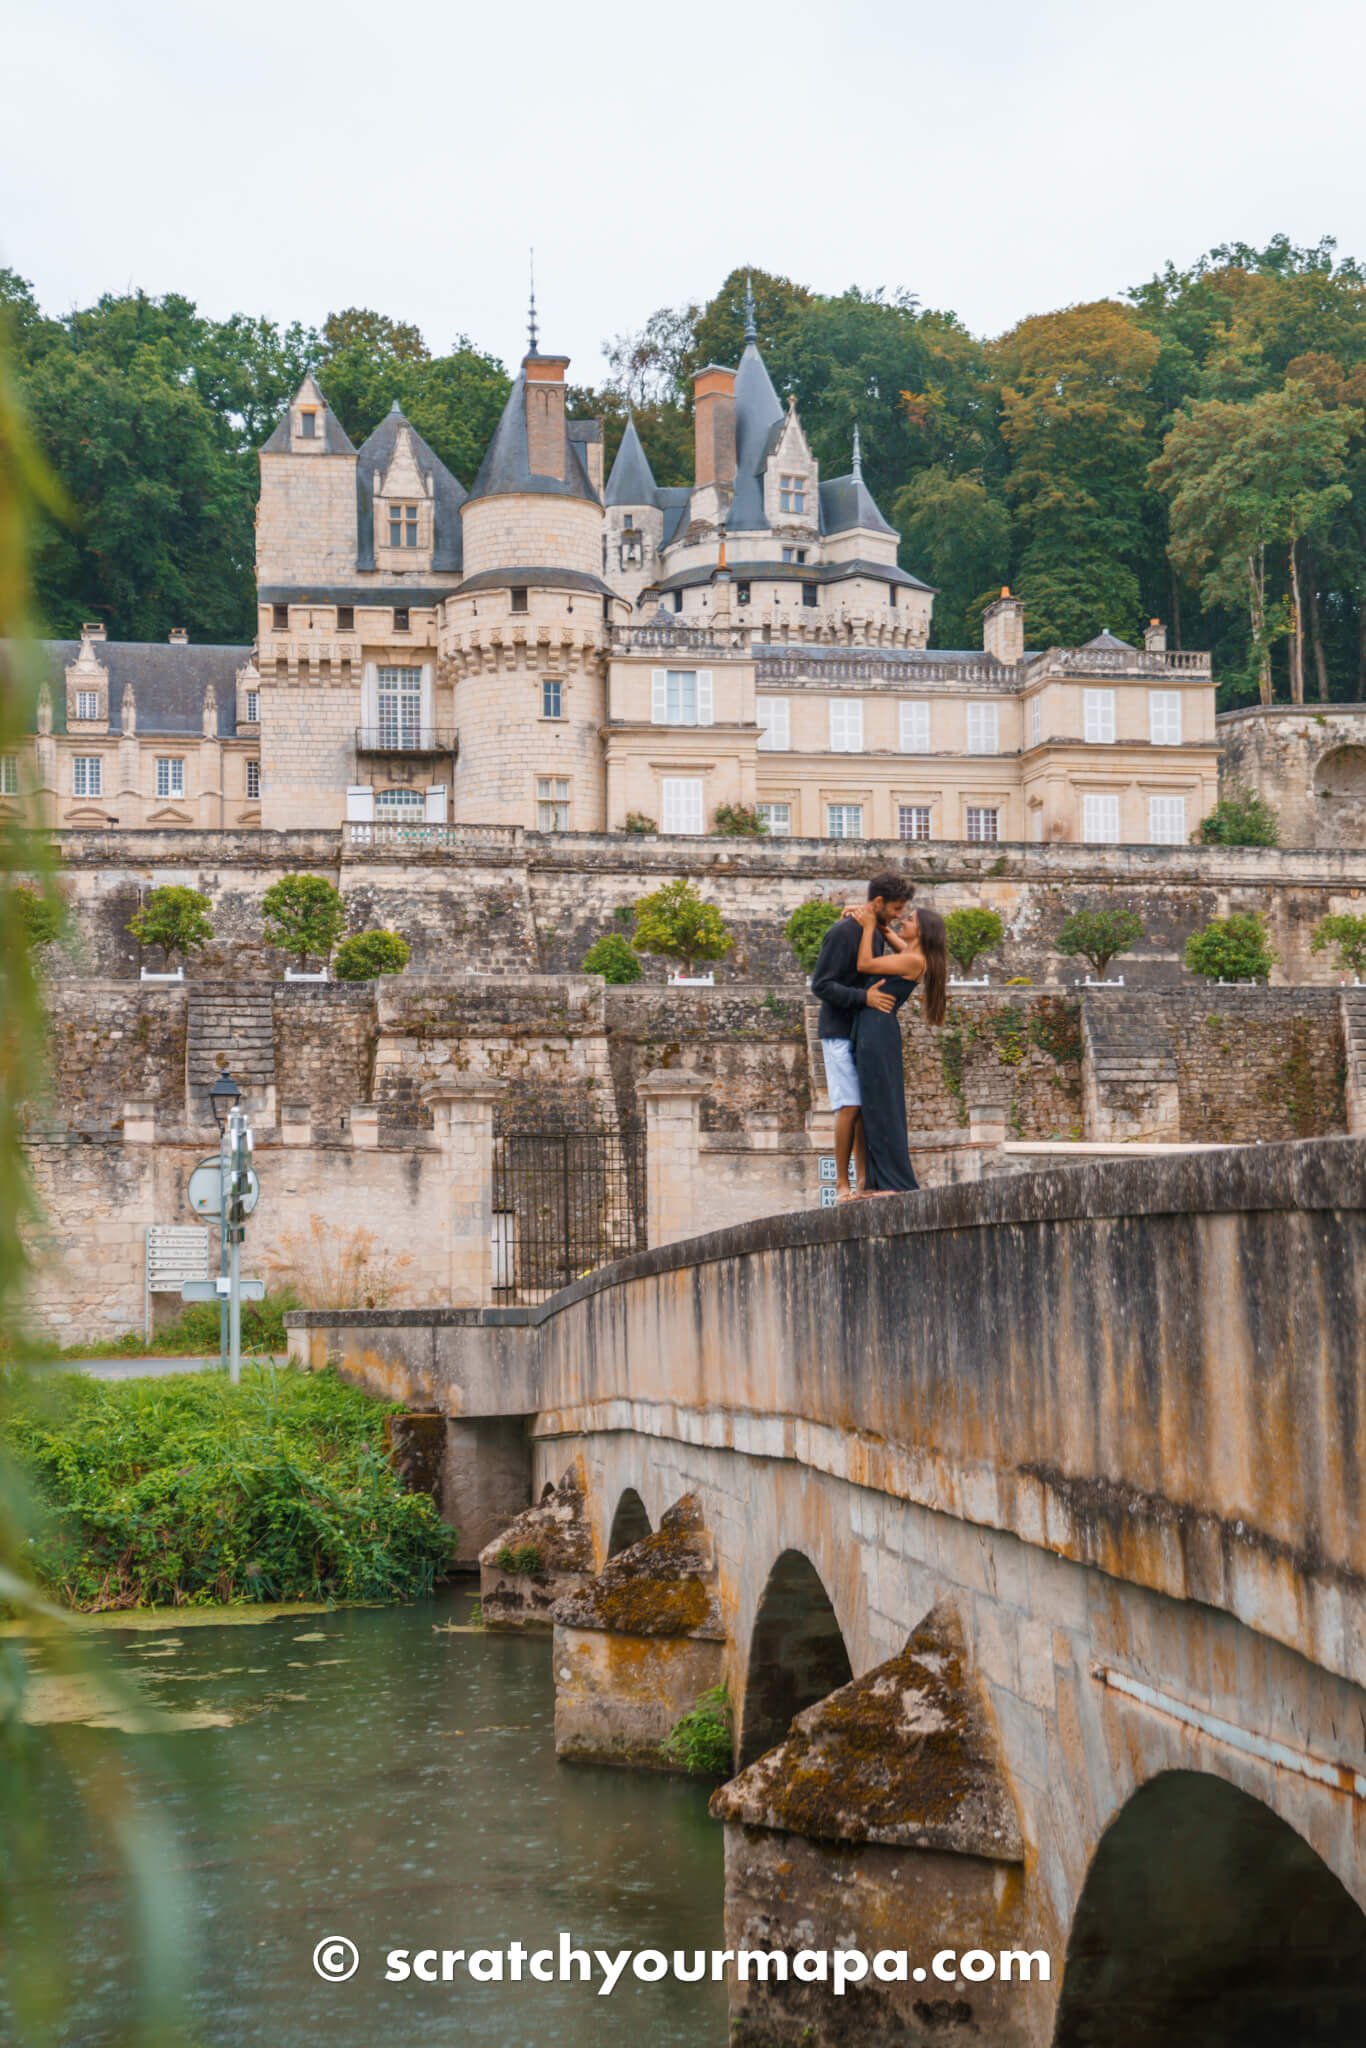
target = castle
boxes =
[8,293,1223,848]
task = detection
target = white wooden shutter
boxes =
[651,669,668,724]
[346,784,375,822]
[424,784,447,822]
[361,661,379,730]
[420,662,434,748]
[696,669,714,726]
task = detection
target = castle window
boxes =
[542,678,563,720]
[899,805,932,843]
[889,585,898,608]
[737,582,751,605]
[779,474,806,515]
[661,777,704,835]
[377,665,422,749]
[967,703,999,755]
[0,754,18,795]
[73,756,102,798]
[75,690,101,721]
[899,701,930,753]
[537,777,571,831]
[244,689,260,724]
[1149,691,1182,745]
[1084,689,1117,744]
[375,787,424,821]
[826,803,864,840]
[757,803,791,836]
[300,410,317,439]
[1082,793,1122,843]
[966,805,999,843]
[829,699,864,753]
[1029,696,1043,747]
[246,760,261,802]
[756,696,790,751]
[389,503,420,548]
[337,606,355,632]
[802,582,818,608]
[510,587,529,614]
[393,608,410,632]
[155,758,185,800]
[781,547,808,565]
[272,604,289,630]
[652,669,713,727]
[671,590,683,613]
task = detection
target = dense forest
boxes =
[6,238,1366,709]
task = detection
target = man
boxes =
[810,872,914,1201]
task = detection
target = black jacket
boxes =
[810,918,870,1040]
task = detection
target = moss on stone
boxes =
[551,1494,723,1639]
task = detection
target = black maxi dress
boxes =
[850,933,919,1192]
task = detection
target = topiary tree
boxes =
[1184,912,1276,983]
[944,906,1005,975]
[1310,912,1366,980]
[261,874,346,971]
[1197,786,1279,847]
[581,932,642,984]
[711,802,768,838]
[126,884,213,969]
[784,899,842,974]
[332,929,411,981]
[1055,907,1146,979]
[13,884,63,952]
[632,877,734,979]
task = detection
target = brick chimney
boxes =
[168,627,188,645]
[693,364,737,490]
[524,354,570,480]
[1144,618,1167,653]
[983,587,1025,665]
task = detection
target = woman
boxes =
[843,903,948,1194]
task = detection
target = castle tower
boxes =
[604,416,664,607]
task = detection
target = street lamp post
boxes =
[208,1068,241,1374]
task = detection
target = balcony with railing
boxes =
[354,727,458,757]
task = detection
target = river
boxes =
[3,1596,729,2046]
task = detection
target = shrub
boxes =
[0,1364,455,1610]
[632,878,734,978]
[262,874,346,970]
[1184,912,1276,983]
[1310,912,1366,980]
[711,802,768,838]
[1197,786,1279,847]
[126,884,213,967]
[944,907,1005,974]
[659,1683,732,1775]
[582,932,642,983]
[784,899,842,974]
[495,1544,544,1576]
[623,811,657,835]
[333,929,411,981]
[1055,908,1146,979]
[14,884,63,951]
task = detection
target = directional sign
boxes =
[187,1156,260,1219]
[147,1225,211,1294]
[180,1277,266,1303]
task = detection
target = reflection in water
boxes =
[2,1599,727,2046]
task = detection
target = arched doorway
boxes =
[1054,1770,1366,2045]
[1314,744,1366,847]
[606,1487,651,1556]
[740,1550,853,1766]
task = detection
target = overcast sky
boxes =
[4,0,1363,380]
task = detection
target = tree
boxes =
[13,884,62,951]
[784,900,842,974]
[261,875,346,971]
[1197,786,1280,846]
[581,933,642,984]
[1184,913,1276,982]
[711,803,767,837]
[126,885,213,967]
[332,929,410,981]
[944,908,1005,974]
[632,878,733,978]
[1310,912,1366,979]
[893,468,1012,648]
[1055,908,1145,978]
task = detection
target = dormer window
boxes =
[75,691,101,721]
[244,689,260,723]
[300,410,317,440]
[782,547,807,565]
[779,474,806,515]
[388,503,420,548]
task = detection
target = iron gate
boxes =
[491,1127,648,1303]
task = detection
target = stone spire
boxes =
[852,422,863,480]
[743,275,757,344]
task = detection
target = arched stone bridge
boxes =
[291,1137,1366,2045]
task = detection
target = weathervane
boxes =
[852,422,863,480]
[528,247,538,354]
[744,274,757,344]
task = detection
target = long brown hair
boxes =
[913,906,948,1027]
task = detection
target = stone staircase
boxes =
[1081,996,1180,1142]
[186,983,276,1126]
[1341,991,1366,1134]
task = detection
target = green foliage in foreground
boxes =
[1,1364,455,1610]
[4,1291,298,1362]
[1184,912,1277,983]
[660,1682,733,1776]
[784,899,842,974]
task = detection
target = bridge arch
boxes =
[1054,1770,1366,2045]
[606,1486,652,1557]
[740,1549,854,1767]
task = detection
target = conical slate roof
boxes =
[820,472,896,537]
[1082,629,1135,652]
[605,416,658,506]
[467,364,599,506]
[727,339,785,531]
[354,404,467,572]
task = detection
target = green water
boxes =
[3,1598,728,2045]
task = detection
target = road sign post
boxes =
[188,1105,259,1384]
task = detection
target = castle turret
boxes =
[256,375,358,586]
[604,416,663,605]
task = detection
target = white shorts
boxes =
[821,1037,861,1112]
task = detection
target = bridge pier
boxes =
[551,1495,727,1770]
[711,1607,1043,2048]
[477,1469,593,1629]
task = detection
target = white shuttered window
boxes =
[662,777,705,834]
[829,699,864,752]
[756,696,790,750]
[1148,795,1186,844]
[651,670,713,726]
[1149,691,1182,745]
[1084,689,1117,744]
[1082,793,1122,842]
[967,703,999,754]
[899,700,930,752]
